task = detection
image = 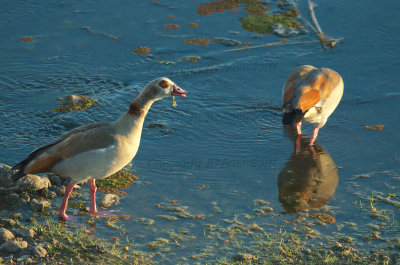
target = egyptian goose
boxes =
[282,65,343,146]
[12,77,187,220]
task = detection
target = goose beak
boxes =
[171,84,187,97]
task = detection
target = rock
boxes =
[15,228,35,239]
[10,212,22,219]
[0,187,9,195]
[0,240,28,253]
[0,217,17,227]
[17,254,32,262]
[31,199,51,212]
[272,23,307,37]
[15,174,51,191]
[31,245,47,258]
[49,175,62,186]
[6,193,19,202]
[99,194,120,208]
[19,193,30,203]
[0,228,15,244]
[0,164,13,187]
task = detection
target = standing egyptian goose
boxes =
[282,65,343,146]
[12,77,187,220]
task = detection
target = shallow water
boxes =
[1,0,399,263]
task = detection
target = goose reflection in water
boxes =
[278,135,339,213]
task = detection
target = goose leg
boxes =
[89,179,97,215]
[296,122,302,135]
[58,183,75,221]
[309,127,319,146]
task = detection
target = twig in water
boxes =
[308,0,338,50]
[223,39,343,52]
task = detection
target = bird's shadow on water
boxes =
[278,127,339,214]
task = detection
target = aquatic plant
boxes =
[133,46,151,55]
[184,37,211,46]
[196,0,270,16]
[96,170,138,196]
[163,24,180,30]
[51,95,95,113]
[239,14,301,34]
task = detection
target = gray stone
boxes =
[0,217,16,227]
[0,240,28,253]
[0,228,15,244]
[31,245,47,257]
[6,193,19,202]
[31,199,51,212]
[19,193,30,203]
[16,174,51,191]
[0,164,13,187]
[99,194,120,208]
[17,254,32,262]
[15,228,35,239]
[49,175,61,186]
[0,186,8,195]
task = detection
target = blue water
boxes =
[1,0,399,263]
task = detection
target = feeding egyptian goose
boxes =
[282,65,343,146]
[12,77,187,220]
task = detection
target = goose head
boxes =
[143,77,187,101]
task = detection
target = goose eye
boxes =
[159,80,169,88]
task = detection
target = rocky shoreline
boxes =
[0,164,122,264]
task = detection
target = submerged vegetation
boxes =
[97,170,138,196]
[196,0,303,35]
[239,14,301,34]
[133,46,151,56]
[51,95,95,113]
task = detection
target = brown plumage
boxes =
[282,65,343,145]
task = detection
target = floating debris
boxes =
[133,46,151,55]
[181,56,200,63]
[163,24,180,30]
[310,213,336,224]
[20,36,34,42]
[254,199,270,206]
[157,215,178,221]
[189,22,199,28]
[184,38,210,46]
[167,15,174,19]
[139,218,154,226]
[363,125,384,130]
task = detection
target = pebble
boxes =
[49,175,62,186]
[99,194,120,208]
[31,199,51,212]
[31,245,47,257]
[16,174,51,191]
[16,255,32,262]
[0,217,16,227]
[0,228,15,244]
[0,240,28,253]
[15,228,35,239]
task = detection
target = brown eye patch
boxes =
[159,80,169,88]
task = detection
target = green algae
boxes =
[96,170,138,196]
[196,0,270,16]
[239,14,301,34]
[51,95,95,113]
